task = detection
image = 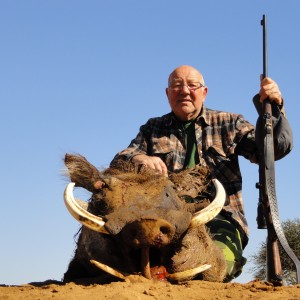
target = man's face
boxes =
[166,66,208,121]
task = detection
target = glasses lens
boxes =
[170,82,203,91]
[188,83,201,90]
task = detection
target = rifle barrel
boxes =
[261,14,268,79]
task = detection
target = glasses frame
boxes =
[168,82,205,92]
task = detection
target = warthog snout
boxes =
[119,219,176,248]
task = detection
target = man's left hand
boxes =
[259,76,283,106]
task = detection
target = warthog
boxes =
[63,154,227,283]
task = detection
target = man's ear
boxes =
[202,86,208,100]
[165,87,169,97]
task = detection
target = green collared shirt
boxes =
[182,120,200,169]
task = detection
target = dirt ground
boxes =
[1,277,300,300]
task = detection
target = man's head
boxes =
[166,65,208,121]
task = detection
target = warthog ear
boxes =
[64,154,106,193]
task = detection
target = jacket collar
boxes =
[166,105,211,127]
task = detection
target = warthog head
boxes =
[63,154,227,283]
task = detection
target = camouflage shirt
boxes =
[110,98,291,247]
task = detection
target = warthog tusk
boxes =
[90,259,211,283]
[64,182,109,234]
[167,264,211,282]
[141,247,152,279]
[190,179,226,227]
[90,260,128,280]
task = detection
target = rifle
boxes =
[256,14,300,285]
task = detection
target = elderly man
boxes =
[110,65,293,281]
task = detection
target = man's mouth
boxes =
[178,98,192,103]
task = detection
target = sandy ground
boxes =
[1,278,300,300]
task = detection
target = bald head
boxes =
[168,65,205,87]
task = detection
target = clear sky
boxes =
[1,1,299,285]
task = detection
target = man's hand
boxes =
[131,154,168,177]
[259,76,283,105]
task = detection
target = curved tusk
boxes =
[90,259,127,280]
[64,182,109,234]
[167,264,211,282]
[190,179,226,227]
[141,247,152,279]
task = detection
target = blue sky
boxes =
[1,1,299,285]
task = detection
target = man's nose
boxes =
[180,84,190,94]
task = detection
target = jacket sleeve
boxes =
[253,94,293,161]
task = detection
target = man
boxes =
[110,65,293,281]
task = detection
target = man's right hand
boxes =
[131,154,168,177]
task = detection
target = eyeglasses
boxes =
[169,82,205,92]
